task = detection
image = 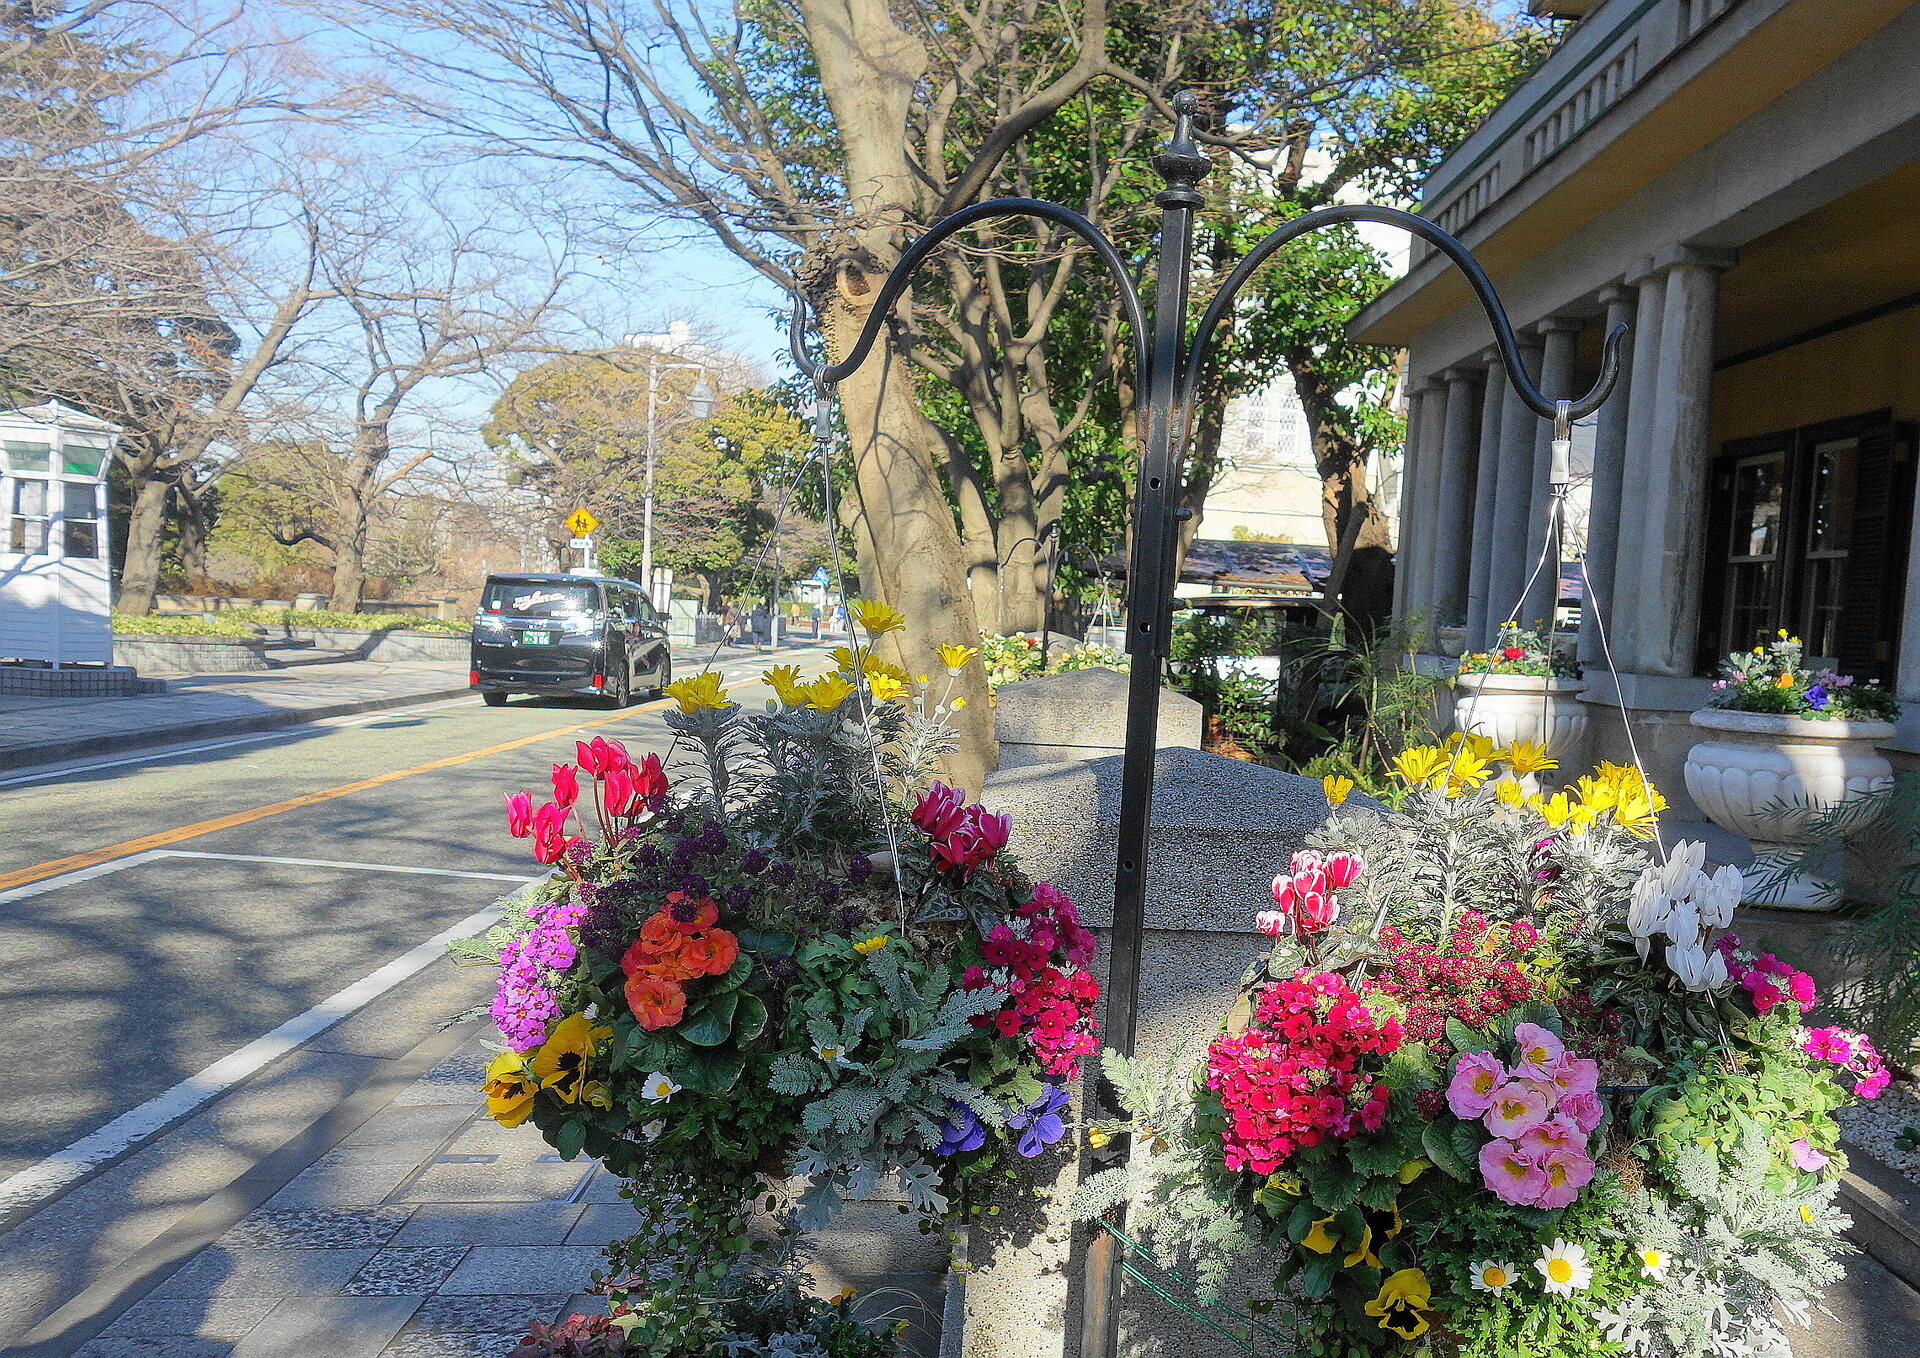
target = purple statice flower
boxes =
[740,849,768,875]
[846,856,874,885]
[669,892,705,922]
[1007,1086,1070,1158]
[1805,684,1830,710]
[678,873,709,899]
[934,1100,987,1156]
[633,843,664,869]
[818,881,843,906]
[770,860,797,886]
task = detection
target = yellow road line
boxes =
[0,701,669,895]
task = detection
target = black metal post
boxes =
[786,86,1624,1358]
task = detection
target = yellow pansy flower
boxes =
[1322,774,1354,807]
[483,1050,537,1127]
[1497,740,1557,774]
[664,672,729,714]
[803,673,856,712]
[937,643,979,671]
[1364,1268,1431,1340]
[1390,746,1449,784]
[582,1080,613,1111]
[1397,1158,1430,1185]
[1775,673,1797,689]
[1301,1215,1339,1254]
[762,664,807,706]
[532,1013,615,1104]
[850,599,906,635]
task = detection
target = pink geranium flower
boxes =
[1478,1138,1548,1207]
[1511,1022,1566,1080]
[1484,1081,1551,1139]
[1446,1051,1507,1119]
[1531,1148,1596,1208]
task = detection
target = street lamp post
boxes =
[788,91,1623,1357]
[642,354,715,609]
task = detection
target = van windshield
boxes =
[482,582,600,620]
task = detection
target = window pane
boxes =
[1809,439,1857,554]
[64,519,99,557]
[9,517,47,554]
[1726,562,1775,652]
[1731,457,1783,559]
[13,480,47,516]
[2,440,51,472]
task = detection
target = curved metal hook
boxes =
[786,198,1151,397]
[1183,203,1625,421]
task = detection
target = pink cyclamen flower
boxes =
[1518,1117,1586,1156]
[503,791,534,838]
[1323,852,1364,889]
[1484,1081,1552,1139]
[531,802,570,864]
[1511,1022,1566,1081]
[1293,890,1338,933]
[1531,1148,1597,1209]
[574,736,628,777]
[1255,910,1288,937]
[1557,1088,1605,1136]
[910,781,969,838]
[550,763,580,809]
[631,752,668,803]
[603,764,636,817]
[1446,1050,1508,1119]
[1478,1138,1548,1207]
[1789,1138,1830,1172]
[1271,875,1295,909]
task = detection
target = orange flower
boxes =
[661,893,719,933]
[621,933,702,984]
[625,974,686,1030]
[681,928,740,977]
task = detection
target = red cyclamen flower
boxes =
[503,791,534,838]
[550,763,580,808]
[531,802,571,863]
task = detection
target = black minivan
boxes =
[471,572,672,707]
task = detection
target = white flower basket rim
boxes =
[1688,707,1896,741]
[1454,672,1585,693]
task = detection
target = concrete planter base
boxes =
[0,663,163,696]
[113,635,269,674]
[1454,673,1588,762]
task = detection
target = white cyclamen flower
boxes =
[1627,871,1674,959]
[1700,864,1743,929]
[1533,1239,1593,1296]
[1666,939,1730,993]
[1660,840,1708,891]
[640,1072,682,1103]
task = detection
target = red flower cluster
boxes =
[1724,946,1817,1016]
[1205,971,1403,1175]
[619,894,739,1031]
[912,782,1012,877]
[1365,913,1537,1043]
[503,738,667,864]
[963,883,1101,1080]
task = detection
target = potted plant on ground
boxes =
[460,602,1101,1355]
[1076,742,1887,1357]
[1685,633,1899,910]
[1454,622,1586,766]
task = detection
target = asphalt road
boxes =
[0,650,824,1181]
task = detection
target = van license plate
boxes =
[521,631,551,645]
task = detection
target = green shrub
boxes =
[110,612,256,637]
[219,607,468,635]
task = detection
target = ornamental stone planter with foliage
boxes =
[1683,708,1896,911]
[287,627,469,663]
[1453,672,1589,763]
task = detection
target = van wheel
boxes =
[603,669,630,709]
[650,657,672,698]
[481,690,508,707]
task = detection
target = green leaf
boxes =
[1449,1120,1485,1175]
[1422,1120,1471,1181]
[1355,1176,1399,1211]
[1308,1167,1362,1211]
[679,991,740,1046]
[733,993,768,1041]
[553,1117,587,1160]
[1445,1018,1493,1054]
[1300,1255,1339,1298]
[712,952,754,993]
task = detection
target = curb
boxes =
[1839,1142,1920,1293]
[4,1020,481,1358]
[0,685,478,772]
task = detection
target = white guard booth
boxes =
[0,401,119,665]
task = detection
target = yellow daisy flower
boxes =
[664,672,729,714]
[803,673,856,713]
[1322,774,1354,807]
[937,643,979,671]
[850,599,906,635]
[1497,740,1557,775]
[762,664,808,706]
[1390,746,1449,784]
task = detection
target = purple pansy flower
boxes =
[934,1100,987,1156]
[1007,1086,1070,1158]
[1805,684,1830,710]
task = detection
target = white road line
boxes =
[0,882,530,1219]
[0,849,172,904]
[156,850,527,882]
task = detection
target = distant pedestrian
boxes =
[719,603,741,646]
[748,605,770,650]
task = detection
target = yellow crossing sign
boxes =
[565,508,599,536]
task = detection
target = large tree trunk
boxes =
[115,473,172,614]
[1292,356,1394,639]
[328,508,370,613]
[172,484,212,585]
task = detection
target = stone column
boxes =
[1465,348,1506,648]
[1485,336,1543,641]
[1605,267,1670,624]
[1614,246,1735,676]
[1395,381,1438,628]
[1524,317,1584,633]
[1428,367,1481,628]
[1578,284,1639,670]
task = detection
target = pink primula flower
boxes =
[1478,1138,1548,1207]
[1789,1138,1831,1172]
[1544,1053,1600,1099]
[1511,1022,1566,1081]
[1557,1088,1605,1136]
[1484,1080,1552,1139]
[1518,1117,1585,1155]
[1532,1148,1597,1209]
[1446,1051,1507,1119]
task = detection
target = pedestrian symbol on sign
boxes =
[565,508,598,537]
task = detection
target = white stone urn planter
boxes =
[1683,708,1895,910]
[1453,673,1588,763]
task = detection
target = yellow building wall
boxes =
[1711,303,1920,444]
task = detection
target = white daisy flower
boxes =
[1467,1259,1517,1293]
[639,1119,667,1140]
[1533,1239,1593,1296]
[640,1071,681,1103]
[813,1042,850,1064]
[1636,1246,1670,1280]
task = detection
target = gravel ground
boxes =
[1836,1079,1920,1182]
